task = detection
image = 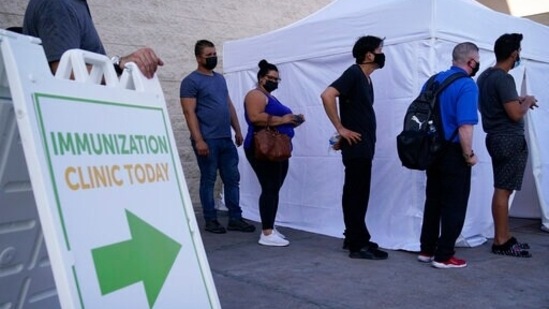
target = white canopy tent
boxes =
[223,0,549,250]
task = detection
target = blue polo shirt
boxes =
[430,66,479,142]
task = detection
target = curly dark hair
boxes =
[257,59,278,81]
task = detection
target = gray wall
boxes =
[0,0,332,202]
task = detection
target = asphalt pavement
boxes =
[197,208,549,309]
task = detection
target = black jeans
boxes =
[245,148,289,230]
[342,157,373,252]
[420,144,471,262]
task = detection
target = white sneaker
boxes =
[258,232,289,247]
[417,253,433,263]
[273,227,286,239]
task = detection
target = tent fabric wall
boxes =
[522,61,549,224]
[224,0,549,250]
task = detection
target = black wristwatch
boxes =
[111,55,124,75]
[463,151,475,160]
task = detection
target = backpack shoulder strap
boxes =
[434,71,469,96]
[433,71,469,141]
[429,71,468,110]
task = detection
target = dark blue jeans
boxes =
[192,138,242,222]
[420,143,471,262]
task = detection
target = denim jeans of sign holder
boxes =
[192,137,242,221]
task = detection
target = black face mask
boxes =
[373,52,385,69]
[470,61,480,77]
[204,56,217,70]
[513,54,521,69]
[264,80,278,92]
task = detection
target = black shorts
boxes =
[486,134,528,191]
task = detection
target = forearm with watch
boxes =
[462,149,475,160]
[458,124,476,164]
[111,55,124,75]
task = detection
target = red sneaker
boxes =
[431,256,467,269]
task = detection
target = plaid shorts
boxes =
[486,134,528,191]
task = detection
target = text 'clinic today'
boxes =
[64,162,169,191]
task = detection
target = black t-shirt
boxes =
[330,64,376,160]
[477,67,523,135]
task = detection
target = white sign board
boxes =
[0,30,220,308]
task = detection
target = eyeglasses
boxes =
[265,75,281,82]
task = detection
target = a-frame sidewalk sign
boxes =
[0,29,220,309]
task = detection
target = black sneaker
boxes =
[227,219,256,232]
[367,241,379,249]
[342,237,378,251]
[205,220,226,234]
[349,246,388,260]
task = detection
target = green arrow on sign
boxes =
[91,210,182,308]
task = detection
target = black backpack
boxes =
[396,72,468,170]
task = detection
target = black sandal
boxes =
[509,237,530,250]
[492,237,532,258]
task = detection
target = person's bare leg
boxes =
[492,188,513,245]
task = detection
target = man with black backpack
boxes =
[417,42,480,269]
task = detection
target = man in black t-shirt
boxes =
[477,33,538,258]
[321,35,388,260]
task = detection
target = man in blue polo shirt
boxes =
[417,42,480,269]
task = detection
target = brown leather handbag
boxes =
[254,116,291,161]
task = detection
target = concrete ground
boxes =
[198,209,549,309]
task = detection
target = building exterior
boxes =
[479,0,549,24]
[1,0,332,202]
